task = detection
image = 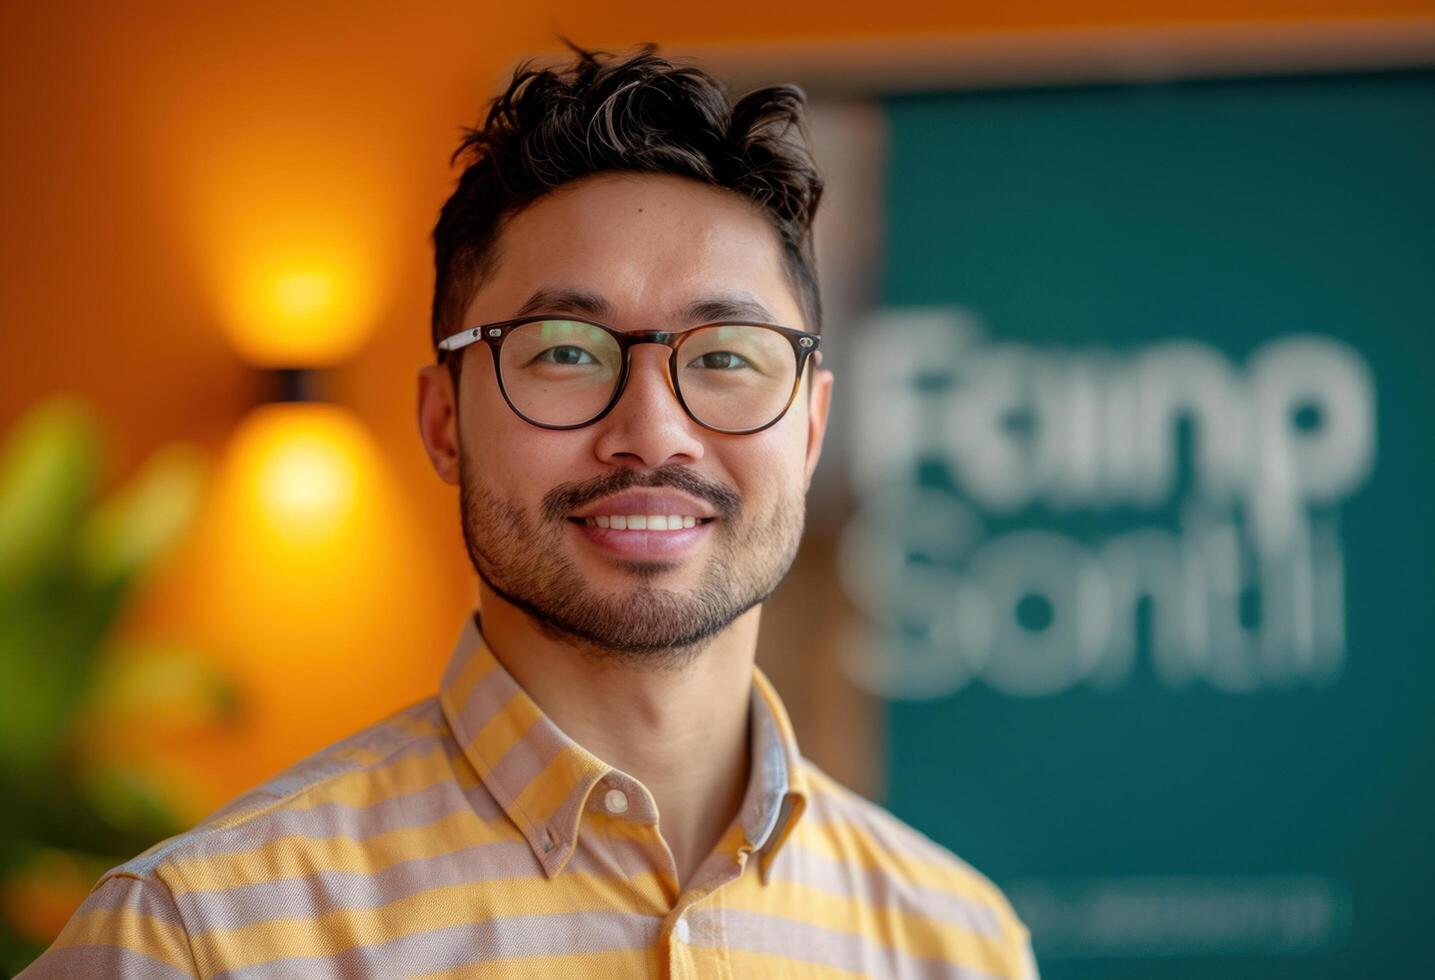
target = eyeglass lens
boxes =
[497,320,799,430]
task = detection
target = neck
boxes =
[474,583,760,886]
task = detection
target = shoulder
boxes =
[797,758,1017,910]
[22,697,501,977]
[101,695,493,895]
[17,870,197,978]
[794,757,1038,978]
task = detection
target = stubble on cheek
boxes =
[456,462,807,668]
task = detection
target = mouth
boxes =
[566,514,718,531]
[565,514,718,560]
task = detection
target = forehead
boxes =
[464,172,804,329]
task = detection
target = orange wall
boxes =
[3,0,1431,805]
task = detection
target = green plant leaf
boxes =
[77,765,184,841]
[75,444,208,590]
[85,641,239,729]
[0,397,102,599]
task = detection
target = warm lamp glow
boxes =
[271,270,335,323]
[250,414,361,538]
[221,247,373,367]
[158,114,396,368]
[222,402,372,546]
[166,401,460,795]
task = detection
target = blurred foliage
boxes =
[0,396,237,975]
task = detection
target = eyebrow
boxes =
[513,286,612,320]
[681,294,776,324]
[512,286,778,326]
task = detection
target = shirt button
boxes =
[604,788,629,814]
[673,918,690,943]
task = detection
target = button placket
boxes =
[592,772,682,904]
[666,910,694,980]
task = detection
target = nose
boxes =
[591,344,705,469]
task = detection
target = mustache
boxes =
[541,465,741,524]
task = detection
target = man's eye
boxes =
[538,346,598,365]
[691,351,750,370]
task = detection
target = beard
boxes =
[457,449,806,671]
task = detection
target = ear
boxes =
[803,357,834,486]
[417,362,462,485]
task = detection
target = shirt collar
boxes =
[438,610,807,884]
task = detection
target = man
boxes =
[23,43,1037,978]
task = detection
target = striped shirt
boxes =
[22,611,1038,979]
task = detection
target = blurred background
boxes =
[3,2,1433,977]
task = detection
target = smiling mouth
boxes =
[567,515,718,531]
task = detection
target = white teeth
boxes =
[580,514,708,531]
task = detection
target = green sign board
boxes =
[847,71,1435,978]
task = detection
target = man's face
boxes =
[419,172,833,668]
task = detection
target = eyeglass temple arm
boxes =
[437,327,492,353]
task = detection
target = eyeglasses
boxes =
[436,316,822,434]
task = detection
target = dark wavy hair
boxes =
[430,41,824,387]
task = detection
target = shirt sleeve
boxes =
[1019,934,1042,980]
[16,872,199,979]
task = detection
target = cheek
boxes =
[772,406,815,478]
[720,430,807,502]
[461,401,592,502]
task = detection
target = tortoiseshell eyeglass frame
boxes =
[435,315,822,435]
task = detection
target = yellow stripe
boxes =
[187,872,665,969]
[511,743,600,829]
[443,643,500,710]
[346,703,444,742]
[601,817,680,909]
[275,743,482,812]
[326,733,432,768]
[166,808,524,893]
[795,780,1016,914]
[712,819,751,860]
[52,907,192,969]
[720,874,1020,975]
[466,692,542,779]
[724,946,869,978]
[789,828,1004,909]
[199,728,456,838]
[408,946,661,979]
